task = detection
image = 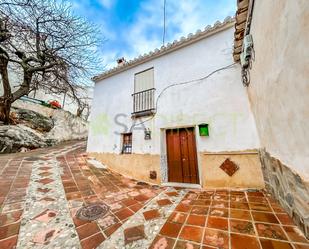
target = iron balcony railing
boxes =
[132,88,155,117]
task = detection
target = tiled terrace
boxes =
[0,141,308,249]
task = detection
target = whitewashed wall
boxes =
[87,27,260,155]
[248,0,309,181]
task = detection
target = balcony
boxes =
[132,88,155,118]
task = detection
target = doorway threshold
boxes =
[162,182,201,189]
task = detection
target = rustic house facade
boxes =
[87,17,264,189]
[88,0,308,238]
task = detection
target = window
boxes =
[122,133,132,154]
[132,68,155,117]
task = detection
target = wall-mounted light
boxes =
[144,128,151,140]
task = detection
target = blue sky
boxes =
[70,0,236,71]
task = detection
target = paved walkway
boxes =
[0,141,308,249]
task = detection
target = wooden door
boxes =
[166,127,199,184]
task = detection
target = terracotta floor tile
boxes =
[157,199,173,206]
[186,214,206,227]
[160,222,182,238]
[134,194,149,202]
[174,240,200,249]
[0,210,23,226]
[252,211,279,224]
[191,206,209,215]
[283,226,308,243]
[124,225,146,245]
[249,203,272,212]
[207,216,228,231]
[293,244,309,249]
[213,195,229,201]
[32,209,58,223]
[166,191,178,197]
[36,178,54,185]
[0,222,20,240]
[247,191,264,197]
[230,195,247,202]
[202,246,217,249]
[122,198,138,207]
[76,222,101,240]
[209,208,228,217]
[149,235,175,249]
[175,204,192,213]
[255,223,288,241]
[104,222,121,237]
[231,233,260,249]
[276,214,294,225]
[230,209,252,220]
[230,202,249,210]
[271,204,286,213]
[203,228,229,249]
[80,232,105,249]
[248,196,268,203]
[115,208,134,221]
[129,202,143,212]
[143,209,161,221]
[230,219,256,235]
[168,212,188,224]
[179,225,203,242]
[191,199,210,206]
[0,235,18,249]
[260,238,293,249]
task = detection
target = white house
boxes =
[87,17,264,189]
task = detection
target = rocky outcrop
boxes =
[0,125,56,153]
[47,110,88,141]
[0,100,88,154]
[12,107,54,132]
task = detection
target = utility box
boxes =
[198,124,209,136]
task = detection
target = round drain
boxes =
[76,203,109,221]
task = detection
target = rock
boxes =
[12,107,54,132]
[0,124,56,153]
[47,110,88,141]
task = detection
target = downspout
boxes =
[244,0,255,36]
[241,0,255,86]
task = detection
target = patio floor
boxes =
[0,141,308,249]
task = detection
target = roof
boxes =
[93,16,235,82]
[233,0,249,62]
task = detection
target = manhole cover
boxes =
[76,203,109,221]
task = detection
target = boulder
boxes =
[0,125,56,153]
[12,107,54,132]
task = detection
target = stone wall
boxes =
[260,149,309,238]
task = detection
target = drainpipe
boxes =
[241,0,255,87]
[244,0,255,36]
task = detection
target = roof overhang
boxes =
[233,0,250,62]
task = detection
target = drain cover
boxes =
[76,203,109,221]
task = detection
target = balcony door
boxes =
[132,68,155,117]
[166,127,199,184]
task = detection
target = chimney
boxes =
[116,57,126,66]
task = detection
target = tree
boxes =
[0,0,100,124]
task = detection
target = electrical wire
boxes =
[132,62,237,128]
[162,0,166,46]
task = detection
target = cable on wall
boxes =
[162,0,166,46]
[131,62,237,128]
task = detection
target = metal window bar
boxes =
[132,88,155,114]
[122,133,132,154]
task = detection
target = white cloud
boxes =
[99,0,113,9]
[100,0,236,69]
